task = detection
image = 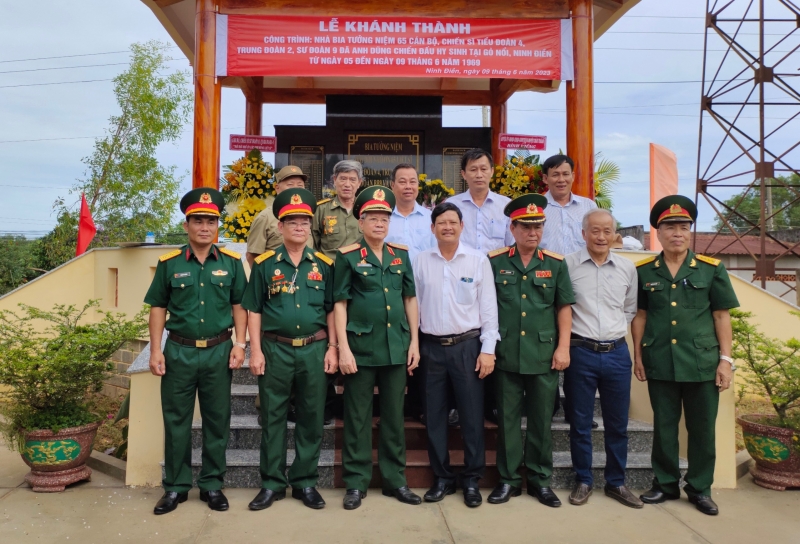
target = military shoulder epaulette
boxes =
[387,242,408,251]
[219,247,241,259]
[338,243,361,254]
[488,247,511,258]
[159,249,182,262]
[316,198,331,205]
[314,251,333,266]
[254,250,275,265]
[541,249,564,261]
[696,254,721,267]
[635,255,657,267]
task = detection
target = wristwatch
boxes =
[233,341,247,350]
[719,354,736,371]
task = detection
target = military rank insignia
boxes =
[271,269,285,281]
[535,270,552,278]
[390,258,402,266]
[211,270,228,276]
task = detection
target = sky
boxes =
[1,0,797,237]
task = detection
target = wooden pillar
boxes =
[490,80,508,165]
[566,0,594,199]
[245,99,262,136]
[192,0,221,189]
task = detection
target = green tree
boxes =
[37,41,192,269]
[0,236,41,296]
[712,174,800,234]
[593,152,620,211]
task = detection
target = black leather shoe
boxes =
[424,480,457,502]
[487,483,521,504]
[153,491,188,515]
[248,488,286,511]
[292,486,326,509]
[688,494,719,516]
[343,489,366,510]
[463,487,482,507]
[639,488,679,504]
[528,486,562,507]
[485,408,499,425]
[383,486,422,505]
[592,420,599,429]
[448,409,460,427]
[199,489,229,511]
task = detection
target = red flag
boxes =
[76,193,97,256]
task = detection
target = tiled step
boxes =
[230,384,259,416]
[192,416,652,453]
[174,448,683,490]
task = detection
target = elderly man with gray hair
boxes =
[313,160,365,262]
[563,208,642,509]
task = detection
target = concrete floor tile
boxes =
[0,445,28,489]
[194,489,453,544]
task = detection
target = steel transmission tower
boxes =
[695,0,800,294]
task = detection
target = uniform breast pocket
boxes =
[355,267,379,292]
[643,282,665,308]
[684,279,709,309]
[170,276,195,303]
[212,273,232,292]
[494,274,517,301]
[390,268,404,290]
[306,279,325,305]
[532,277,555,305]
[456,279,477,305]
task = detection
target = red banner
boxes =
[230,135,277,153]
[499,133,547,150]
[218,15,564,80]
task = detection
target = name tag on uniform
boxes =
[211,270,228,276]
[460,277,474,283]
[535,270,552,278]
[174,272,191,278]
[499,270,514,275]
[357,262,373,267]
[645,282,661,288]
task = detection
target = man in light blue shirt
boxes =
[540,154,597,257]
[386,163,435,262]
[447,149,514,254]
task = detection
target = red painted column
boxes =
[566,0,595,199]
[192,0,221,189]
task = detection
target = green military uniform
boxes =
[489,194,576,489]
[241,188,335,492]
[247,166,313,254]
[313,197,362,262]
[637,195,739,498]
[333,187,415,492]
[144,188,247,494]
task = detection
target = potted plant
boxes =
[0,301,147,492]
[731,309,800,490]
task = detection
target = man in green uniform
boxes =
[487,194,575,508]
[246,165,310,268]
[333,186,422,510]
[242,188,339,511]
[145,188,248,515]
[312,160,363,262]
[632,195,738,516]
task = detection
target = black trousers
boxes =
[420,334,485,488]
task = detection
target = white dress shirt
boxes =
[447,190,514,252]
[541,192,597,256]
[565,248,638,341]
[386,202,436,262]
[413,243,500,354]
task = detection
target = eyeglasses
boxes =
[284,222,311,230]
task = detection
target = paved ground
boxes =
[2,443,799,544]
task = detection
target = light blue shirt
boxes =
[386,202,436,262]
[540,191,597,256]
[448,190,514,253]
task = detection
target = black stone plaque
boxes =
[347,134,421,187]
[290,145,325,197]
[443,147,472,193]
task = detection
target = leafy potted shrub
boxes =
[731,309,800,490]
[0,301,147,492]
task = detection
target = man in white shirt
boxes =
[386,163,436,262]
[563,209,642,509]
[540,154,598,256]
[414,202,499,508]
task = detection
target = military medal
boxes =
[535,270,552,278]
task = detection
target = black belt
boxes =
[262,329,327,347]
[169,330,232,348]
[570,334,626,353]
[421,328,481,347]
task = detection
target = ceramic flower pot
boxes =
[21,421,101,492]
[738,414,800,491]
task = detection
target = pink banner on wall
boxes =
[649,143,679,252]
